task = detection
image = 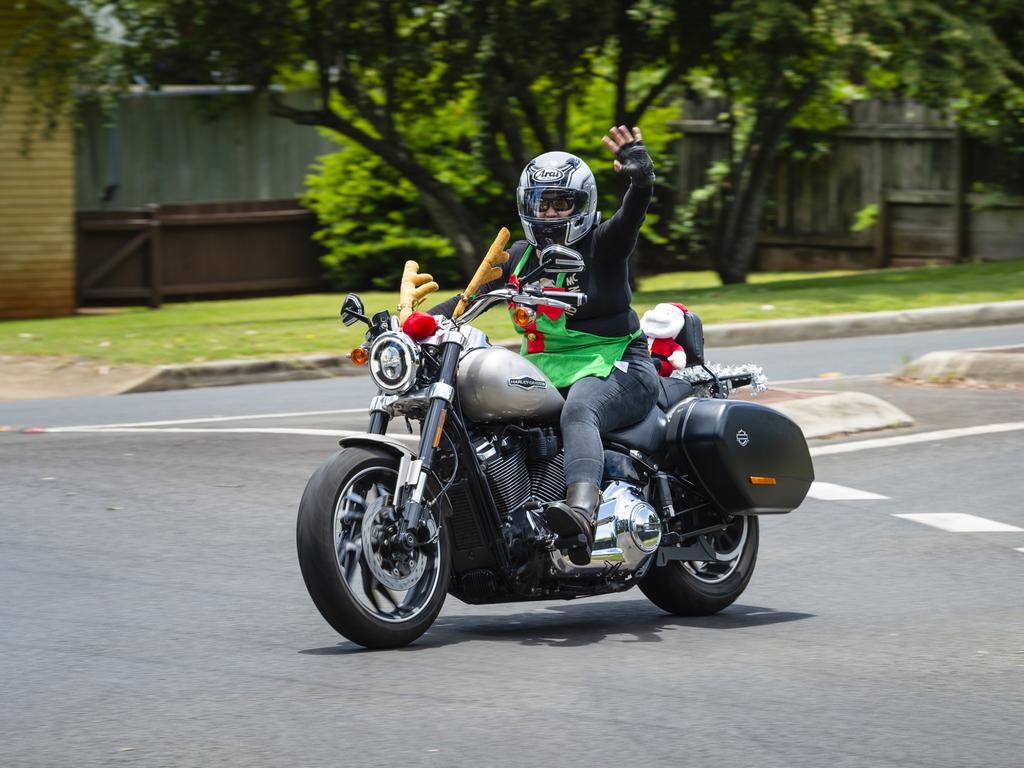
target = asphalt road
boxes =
[1,327,1023,767]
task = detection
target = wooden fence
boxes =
[675,99,1023,270]
[70,96,1023,312]
[76,199,327,307]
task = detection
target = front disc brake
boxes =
[360,496,427,591]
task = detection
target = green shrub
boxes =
[303,68,684,292]
[304,141,464,292]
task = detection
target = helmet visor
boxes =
[517,186,591,221]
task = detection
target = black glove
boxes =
[617,140,655,189]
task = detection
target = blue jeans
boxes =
[559,345,659,487]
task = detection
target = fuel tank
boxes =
[457,346,564,423]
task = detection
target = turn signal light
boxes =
[749,476,777,486]
[350,347,369,366]
[512,306,535,327]
[433,409,448,448]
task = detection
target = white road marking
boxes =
[805,482,889,501]
[49,426,419,441]
[28,413,1024,465]
[38,408,369,432]
[892,513,1024,533]
[1016,548,1024,554]
[810,422,1024,456]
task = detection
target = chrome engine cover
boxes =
[549,481,662,576]
[458,346,565,423]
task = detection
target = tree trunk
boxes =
[613,0,632,125]
[268,98,486,277]
[712,81,819,283]
[480,103,525,190]
[358,155,486,277]
[418,191,487,276]
[714,130,777,284]
[362,140,487,278]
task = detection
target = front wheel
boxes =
[640,515,758,616]
[296,447,451,649]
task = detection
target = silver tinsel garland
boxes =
[670,362,769,396]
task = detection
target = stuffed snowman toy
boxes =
[640,303,688,377]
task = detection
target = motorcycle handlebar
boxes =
[554,291,587,307]
[455,287,588,325]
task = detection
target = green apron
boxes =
[508,247,640,389]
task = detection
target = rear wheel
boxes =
[296,447,451,649]
[640,515,758,616]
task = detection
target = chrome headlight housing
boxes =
[368,331,419,394]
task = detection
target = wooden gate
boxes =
[76,199,327,307]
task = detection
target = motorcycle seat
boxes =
[603,407,667,456]
[657,377,694,410]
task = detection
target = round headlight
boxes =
[368,332,419,394]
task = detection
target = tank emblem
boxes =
[736,429,749,447]
[508,376,547,390]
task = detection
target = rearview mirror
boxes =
[540,245,585,274]
[340,293,367,326]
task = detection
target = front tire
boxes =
[296,447,451,649]
[640,515,758,616]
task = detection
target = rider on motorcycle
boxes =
[433,126,659,565]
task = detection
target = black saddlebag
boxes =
[667,399,814,515]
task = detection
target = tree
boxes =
[8,0,697,277]
[105,0,619,275]
[259,0,691,275]
[11,0,1021,285]
[1,0,128,151]
[674,0,1024,283]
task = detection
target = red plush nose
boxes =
[402,311,438,341]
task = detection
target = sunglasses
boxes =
[538,195,575,212]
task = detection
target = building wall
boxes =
[0,4,75,318]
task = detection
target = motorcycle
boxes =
[296,243,814,649]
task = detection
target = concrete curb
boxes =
[899,349,1024,386]
[5,300,1021,412]
[703,300,1024,347]
[770,391,915,440]
[124,353,362,393]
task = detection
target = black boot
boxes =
[545,482,600,566]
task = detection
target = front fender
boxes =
[338,433,417,461]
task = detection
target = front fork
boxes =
[366,332,465,548]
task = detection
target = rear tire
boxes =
[296,447,451,649]
[640,515,758,616]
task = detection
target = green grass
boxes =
[2,261,1022,365]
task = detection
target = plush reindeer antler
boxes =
[453,227,510,319]
[398,261,439,322]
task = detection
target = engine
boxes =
[474,429,661,578]
[473,427,566,512]
[549,481,662,575]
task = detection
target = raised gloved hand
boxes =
[602,124,655,189]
